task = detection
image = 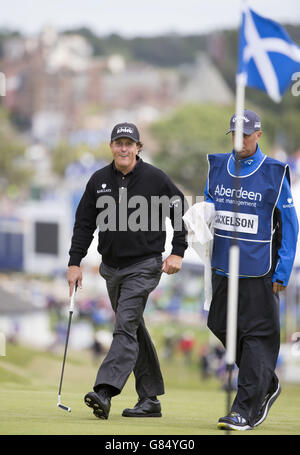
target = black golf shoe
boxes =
[122,397,162,417]
[84,391,111,420]
[254,381,281,427]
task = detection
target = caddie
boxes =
[204,109,299,430]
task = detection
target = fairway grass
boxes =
[0,342,300,436]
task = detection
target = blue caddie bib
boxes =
[207,152,288,277]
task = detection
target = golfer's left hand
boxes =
[272,282,286,294]
[162,254,183,274]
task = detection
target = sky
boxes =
[0,0,300,37]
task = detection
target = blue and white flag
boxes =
[237,6,300,102]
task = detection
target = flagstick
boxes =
[233,74,246,153]
[225,74,245,432]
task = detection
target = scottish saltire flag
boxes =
[237,6,300,102]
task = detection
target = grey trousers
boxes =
[94,256,165,398]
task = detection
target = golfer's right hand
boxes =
[67,266,82,296]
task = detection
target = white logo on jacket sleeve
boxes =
[214,210,258,234]
[283,197,294,208]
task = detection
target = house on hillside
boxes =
[2,26,104,144]
[177,53,233,105]
[101,61,178,110]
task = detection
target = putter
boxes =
[57,282,77,412]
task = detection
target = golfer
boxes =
[67,122,187,419]
[204,110,299,430]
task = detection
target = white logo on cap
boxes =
[232,116,250,123]
[254,122,261,128]
[117,127,133,134]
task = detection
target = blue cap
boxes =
[226,109,261,135]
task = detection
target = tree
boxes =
[151,103,272,197]
[51,141,111,177]
[0,108,32,195]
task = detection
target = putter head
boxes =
[57,402,71,412]
[57,395,71,412]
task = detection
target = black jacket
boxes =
[68,158,188,268]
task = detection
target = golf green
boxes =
[0,341,299,436]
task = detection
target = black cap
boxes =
[226,109,261,135]
[111,122,140,143]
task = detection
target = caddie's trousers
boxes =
[207,271,280,427]
[94,256,165,399]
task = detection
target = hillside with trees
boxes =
[1,25,300,194]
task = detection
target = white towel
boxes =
[183,202,215,311]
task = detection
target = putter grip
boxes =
[69,283,77,312]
